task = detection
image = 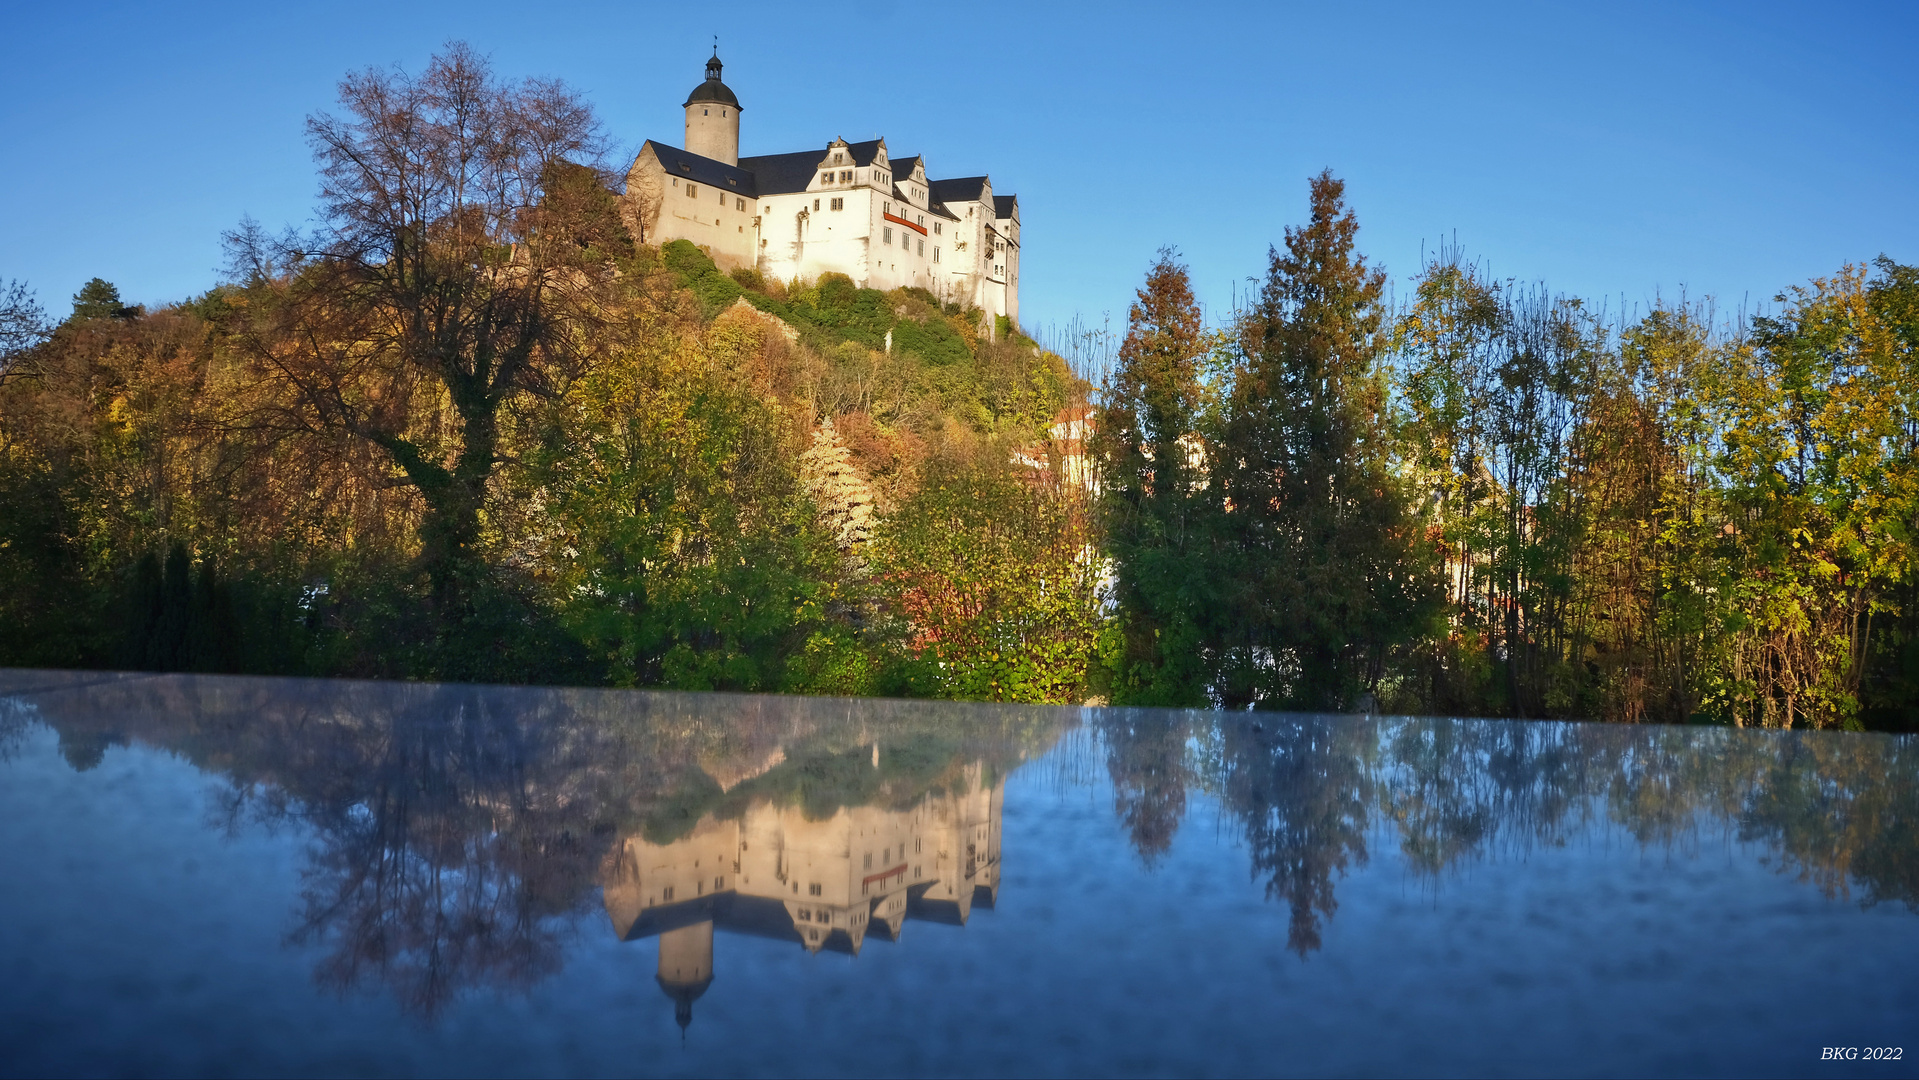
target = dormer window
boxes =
[833,152,844,164]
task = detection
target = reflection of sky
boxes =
[1,715,1915,1077]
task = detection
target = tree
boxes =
[69,277,128,321]
[1093,249,1214,704]
[1214,171,1439,709]
[0,280,49,376]
[225,42,620,610]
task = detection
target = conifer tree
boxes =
[1214,172,1438,708]
[1093,250,1212,704]
[69,277,125,320]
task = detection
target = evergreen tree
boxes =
[1093,250,1212,704]
[1214,172,1439,709]
[69,277,125,320]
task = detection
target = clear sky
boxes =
[2,0,1913,340]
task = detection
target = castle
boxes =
[602,760,1004,1031]
[623,52,1021,328]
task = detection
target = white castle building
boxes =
[623,52,1021,327]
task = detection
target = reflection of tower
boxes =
[656,920,714,1033]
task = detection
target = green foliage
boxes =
[1209,172,1441,709]
[1093,249,1215,706]
[534,322,843,692]
[69,277,127,321]
[874,457,1104,703]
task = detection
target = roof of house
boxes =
[994,194,1018,219]
[736,139,887,196]
[929,176,989,205]
[644,141,758,197]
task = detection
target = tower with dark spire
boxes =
[655,920,715,1036]
[683,46,741,166]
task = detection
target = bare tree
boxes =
[226,43,626,607]
[0,280,49,384]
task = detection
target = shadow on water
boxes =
[4,670,1917,1023]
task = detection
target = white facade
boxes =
[623,54,1021,331]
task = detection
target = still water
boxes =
[0,669,1914,1078]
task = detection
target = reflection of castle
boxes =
[603,761,1004,1030]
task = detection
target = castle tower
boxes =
[656,919,715,1032]
[683,51,741,166]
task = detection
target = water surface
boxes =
[1,670,1914,1077]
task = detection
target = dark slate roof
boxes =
[735,148,828,196]
[891,155,923,179]
[737,139,889,196]
[929,176,989,205]
[844,139,886,167]
[684,78,741,108]
[646,141,758,197]
[994,194,1018,219]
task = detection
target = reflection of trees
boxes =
[1102,705,1919,957]
[1739,732,1919,909]
[1214,717,1374,955]
[274,685,615,1016]
[1102,709,1191,863]
[10,672,1069,1016]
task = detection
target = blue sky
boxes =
[2,0,1913,339]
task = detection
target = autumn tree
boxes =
[225,42,622,611]
[1213,172,1439,709]
[0,280,49,376]
[1093,249,1213,704]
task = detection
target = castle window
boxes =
[809,882,822,896]
[917,239,925,256]
[933,247,940,263]
[813,198,820,211]
[662,886,674,901]
[821,172,832,185]
[736,197,745,210]
[863,853,872,869]
[703,108,709,115]
[830,198,844,211]
[686,184,697,198]
[840,170,852,183]
[722,109,727,117]
[934,223,941,235]
[883,227,893,245]
[834,152,844,164]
